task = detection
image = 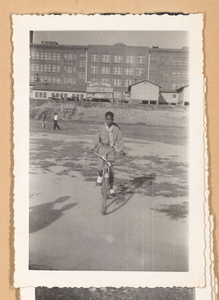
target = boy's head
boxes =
[105,111,114,127]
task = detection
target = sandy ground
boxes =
[29,120,189,271]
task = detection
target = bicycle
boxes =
[88,149,126,215]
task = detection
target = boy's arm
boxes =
[92,130,100,150]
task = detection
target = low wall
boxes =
[30,100,189,127]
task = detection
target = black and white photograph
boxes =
[13,15,205,287]
[35,287,196,300]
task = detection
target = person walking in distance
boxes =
[41,111,46,128]
[53,113,60,130]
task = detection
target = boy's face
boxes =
[105,115,113,127]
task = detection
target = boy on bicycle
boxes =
[88,111,125,196]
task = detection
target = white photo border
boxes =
[13,14,205,288]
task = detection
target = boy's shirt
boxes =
[93,124,124,151]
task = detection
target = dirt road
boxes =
[29,121,189,271]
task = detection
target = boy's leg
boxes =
[97,158,103,186]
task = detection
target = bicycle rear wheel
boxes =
[101,177,108,215]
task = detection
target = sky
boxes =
[33,31,189,49]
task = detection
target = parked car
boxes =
[120,99,129,103]
[66,96,79,101]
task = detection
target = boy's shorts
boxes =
[97,145,116,172]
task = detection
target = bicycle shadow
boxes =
[29,196,77,233]
[105,173,156,215]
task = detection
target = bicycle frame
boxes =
[93,151,114,215]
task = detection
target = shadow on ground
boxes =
[29,196,77,233]
[152,202,188,221]
[105,174,156,215]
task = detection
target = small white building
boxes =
[128,80,160,104]
[177,85,190,106]
[159,89,179,105]
[31,84,86,100]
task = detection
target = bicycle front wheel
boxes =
[101,177,108,215]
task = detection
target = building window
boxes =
[160,70,168,77]
[57,65,60,72]
[52,53,56,61]
[177,72,181,77]
[31,51,35,59]
[91,54,99,63]
[64,53,68,61]
[101,66,111,74]
[52,93,55,97]
[40,64,43,72]
[73,67,76,73]
[125,56,135,64]
[68,53,73,61]
[67,66,72,73]
[43,92,47,98]
[90,66,99,74]
[47,53,51,60]
[161,57,169,65]
[43,65,48,72]
[124,79,133,87]
[136,56,146,64]
[56,77,61,84]
[172,82,176,89]
[113,79,122,87]
[57,53,61,61]
[35,52,40,59]
[47,76,51,83]
[136,68,145,76]
[39,92,43,98]
[40,52,44,60]
[79,60,86,68]
[114,91,122,99]
[30,75,35,82]
[48,65,51,72]
[43,53,48,60]
[101,78,111,84]
[101,54,111,63]
[160,81,164,88]
[80,53,86,58]
[52,65,56,72]
[124,67,134,76]
[52,76,56,83]
[150,55,157,62]
[43,76,47,83]
[172,71,177,77]
[113,67,122,75]
[67,78,73,84]
[79,72,85,80]
[113,55,123,63]
[150,63,156,70]
[72,78,76,84]
[35,92,38,98]
[35,64,39,72]
[150,75,156,83]
[173,57,182,65]
[73,54,77,61]
[31,64,35,71]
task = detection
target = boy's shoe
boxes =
[109,189,116,196]
[96,176,103,186]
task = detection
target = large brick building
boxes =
[30,41,189,101]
